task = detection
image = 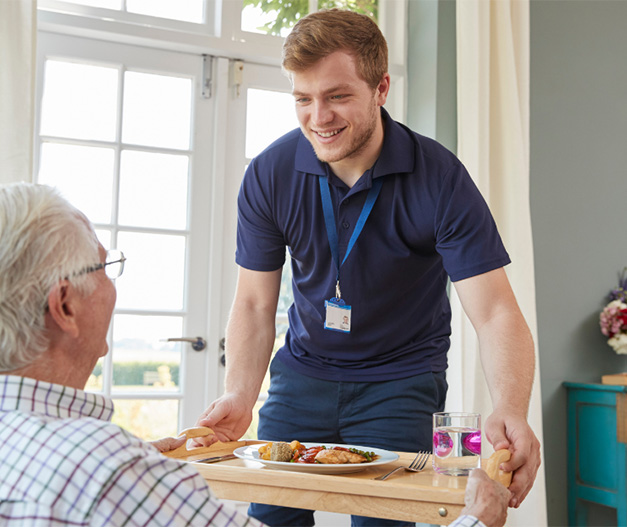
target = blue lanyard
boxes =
[319,175,383,295]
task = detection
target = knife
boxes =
[188,454,237,464]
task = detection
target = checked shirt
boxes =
[0,375,264,527]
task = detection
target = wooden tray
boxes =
[163,428,466,525]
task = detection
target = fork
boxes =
[374,451,430,481]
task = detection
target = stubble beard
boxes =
[310,101,379,165]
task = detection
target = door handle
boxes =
[219,337,226,366]
[163,337,207,352]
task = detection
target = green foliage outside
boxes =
[243,0,378,36]
[92,362,179,386]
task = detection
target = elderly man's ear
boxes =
[46,281,81,339]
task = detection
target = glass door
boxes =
[35,32,216,439]
[34,0,405,446]
[216,61,298,438]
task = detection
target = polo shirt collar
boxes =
[294,107,415,180]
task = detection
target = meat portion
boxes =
[314,448,367,464]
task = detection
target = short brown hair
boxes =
[282,9,388,90]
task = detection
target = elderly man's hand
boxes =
[150,436,186,453]
[461,468,511,527]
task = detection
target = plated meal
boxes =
[233,442,399,474]
[258,440,379,464]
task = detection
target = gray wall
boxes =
[408,1,627,526]
[531,1,627,525]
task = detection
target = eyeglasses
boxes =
[75,249,126,280]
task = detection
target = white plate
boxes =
[233,442,399,474]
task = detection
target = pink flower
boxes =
[600,300,627,338]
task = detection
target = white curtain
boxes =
[0,0,37,184]
[449,1,547,525]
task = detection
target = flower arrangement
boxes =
[600,267,627,354]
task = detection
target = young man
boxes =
[197,9,540,527]
[0,183,264,526]
[0,182,511,527]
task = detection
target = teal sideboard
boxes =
[563,382,627,526]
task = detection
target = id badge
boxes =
[324,298,352,333]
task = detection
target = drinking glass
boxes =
[432,412,481,476]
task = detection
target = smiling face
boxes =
[290,51,390,182]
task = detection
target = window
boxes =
[35,35,215,440]
[241,0,379,37]
[35,0,407,441]
[221,69,298,439]
[54,0,205,23]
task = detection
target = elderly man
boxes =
[0,182,509,527]
[0,183,263,526]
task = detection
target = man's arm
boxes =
[196,266,282,443]
[453,267,541,508]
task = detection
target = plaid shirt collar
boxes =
[0,375,114,422]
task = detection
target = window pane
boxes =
[126,0,204,23]
[242,323,287,440]
[41,60,118,142]
[119,150,189,229]
[111,314,182,393]
[115,232,186,310]
[241,1,304,36]
[241,1,378,36]
[95,229,112,250]
[245,89,298,158]
[320,0,378,21]
[112,399,179,440]
[278,259,294,313]
[122,71,192,150]
[59,0,122,8]
[87,357,105,393]
[38,143,114,224]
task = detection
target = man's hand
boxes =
[484,409,541,508]
[193,392,253,447]
[150,436,186,453]
[461,468,511,527]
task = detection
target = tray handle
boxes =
[485,449,513,487]
[162,426,221,458]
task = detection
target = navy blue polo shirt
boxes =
[236,108,510,382]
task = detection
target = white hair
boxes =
[0,183,100,371]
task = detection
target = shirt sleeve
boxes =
[449,514,487,527]
[434,162,510,282]
[92,452,265,527]
[235,159,287,272]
